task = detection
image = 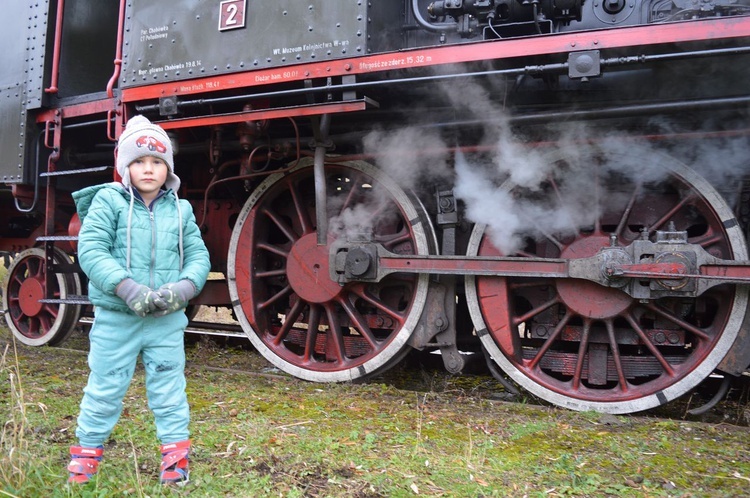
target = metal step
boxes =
[40,165,111,177]
[36,235,78,241]
[39,295,91,305]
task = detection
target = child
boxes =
[68,115,210,485]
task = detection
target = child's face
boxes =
[129,156,168,199]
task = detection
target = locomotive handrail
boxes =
[106,109,119,142]
[151,100,371,131]
[106,0,127,99]
[43,0,65,94]
[43,120,56,150]
[13,132,44,213]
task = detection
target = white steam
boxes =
[329,67,750,253]
[328,126,452,242]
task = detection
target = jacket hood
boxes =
[73,182,124,223]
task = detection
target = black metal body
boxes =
[3,0,750,414]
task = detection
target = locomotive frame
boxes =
[3,0,750,414]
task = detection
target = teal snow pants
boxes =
[75,308,190,447]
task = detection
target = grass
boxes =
[0,320,749,496]
[0,340,30,491]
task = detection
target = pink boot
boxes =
[160,440,190,485]
[67,445,103,484]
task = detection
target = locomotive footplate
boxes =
[331,227,750,300]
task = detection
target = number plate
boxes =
[219,0,246,31]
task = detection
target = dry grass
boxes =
[0,340,30,491]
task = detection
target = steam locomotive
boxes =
[3,0,750,414]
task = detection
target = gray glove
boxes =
[115,278,161,317]
[153,280,196,317]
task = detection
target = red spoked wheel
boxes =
[228,159,432,382]
[3,247,82,346]
[465,147,748,413]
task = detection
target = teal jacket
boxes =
[72,183,210,314]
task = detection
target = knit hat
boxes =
[115,115,180,191]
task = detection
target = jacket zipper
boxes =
[132,189,166,289]
[150,210,156,289]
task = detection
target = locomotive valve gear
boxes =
[115,278,162,317]
[153,280,196,317]
[333,239,750,300]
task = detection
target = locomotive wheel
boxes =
[228,159,431,382]
[465,147,748,413]
[2,247,82,346]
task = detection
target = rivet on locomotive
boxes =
[2,0,750,414]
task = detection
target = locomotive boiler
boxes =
[3,0,750,414]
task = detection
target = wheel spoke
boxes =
[254,268,287,278]
[323,303,347,363]
[549,176,566,206]
[692,231,724,250]
[42,303,60,320]
[524,217,564,251]
[338,296,378,349]
[516,202,565,250]
[349,285,406,325]
[337,173,364,214]
[572,319,592,390]
[256,242,289,258]
[624,311,676,377]
[614,182,641,238]
[605,319,629,392]
[377,229,413,252]
[286,177,314,235]
[257,284,292,310]
[303,304,321,363]
[12,272,25,287]
[528,310,571,369]
[647,193,695,233]
[592,166,602,233]
[273,299,306,346]
[37,313,53,335]
[368,199,392,222]
[28,317,40,336]
[643,303,711,342]
[262,207,299,243]
[512,296,560,327]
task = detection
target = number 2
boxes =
[225,4,238,25]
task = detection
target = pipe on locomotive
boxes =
[135,44,750,117]
[411,0,458,32]
[106,0,128,99]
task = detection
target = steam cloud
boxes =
[330,68,749,255]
